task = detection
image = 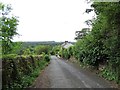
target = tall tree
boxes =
[0,3,19,54]
[75,28,90,40]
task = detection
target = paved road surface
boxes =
[34,56,116,88]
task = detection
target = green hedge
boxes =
[2,54,50,89]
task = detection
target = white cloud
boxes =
[1,0,94,42]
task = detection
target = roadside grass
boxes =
[99,67,120,84]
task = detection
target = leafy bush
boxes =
[68,46,74,56]
[34,45,51,55]
[43,54,50,62]
[51,45,61,55]
[100,67,119,84]
[60,48,70,59]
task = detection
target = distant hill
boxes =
[15,41,75,48]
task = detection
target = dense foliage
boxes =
[2,54,50,89]
[50,45,61,55]
[74,2,120,84]
[59,2,120,85]
[34,45,52,55]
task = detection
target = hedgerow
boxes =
[2,54,50,89]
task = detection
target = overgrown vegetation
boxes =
[56,2,120,85]
[2,54,50,89]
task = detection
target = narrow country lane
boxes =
[34,56,115,88]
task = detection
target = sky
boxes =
[1,0,95,42]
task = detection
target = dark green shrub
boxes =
[68,46,73,56]
[44,54,50,62]
[63,49,70,59]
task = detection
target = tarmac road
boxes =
[34,56,117,89]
